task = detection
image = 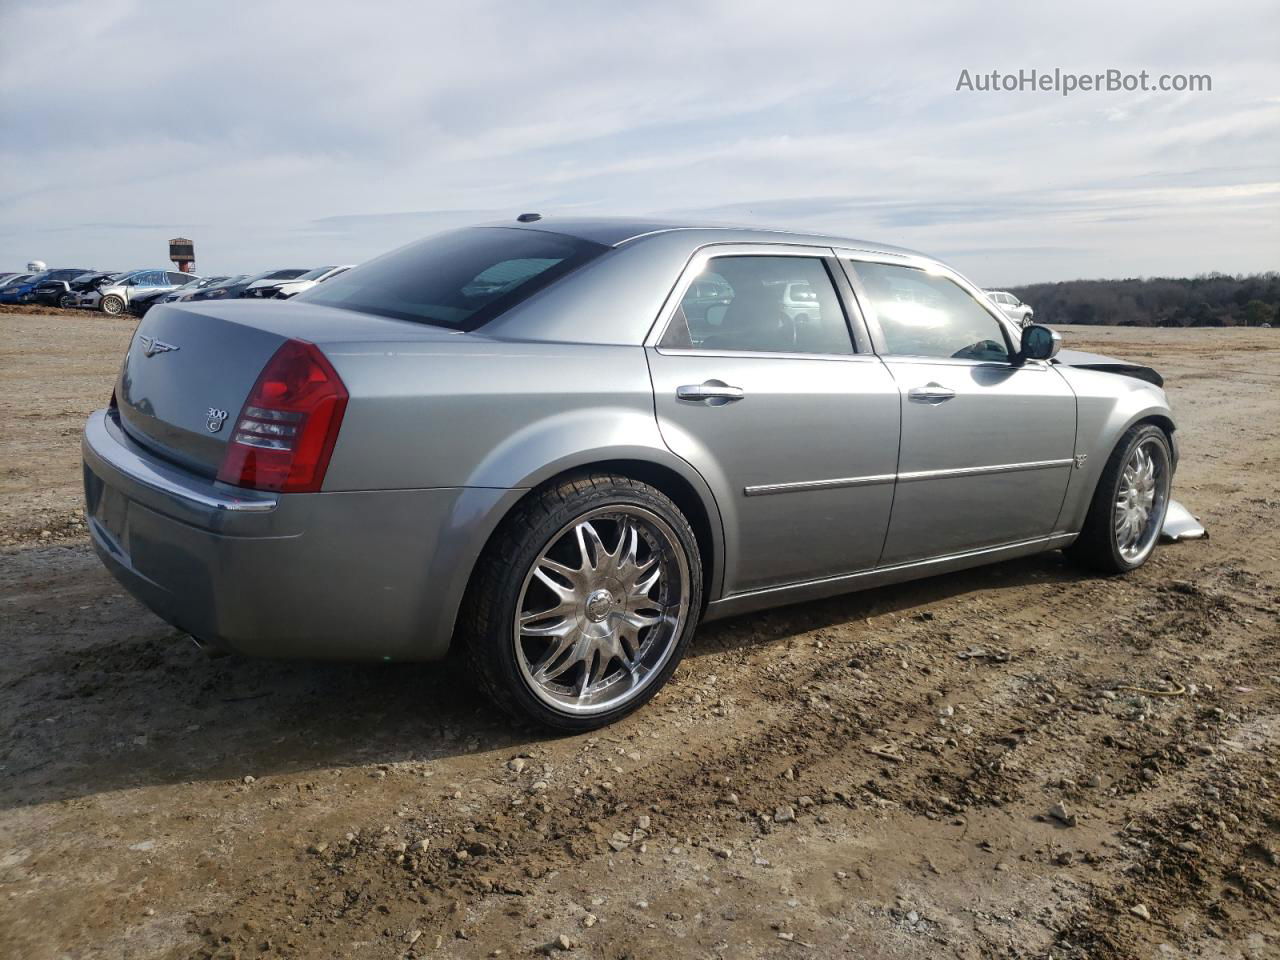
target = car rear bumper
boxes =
[82,409,516,661]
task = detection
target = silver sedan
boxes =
[82,217,1182,730]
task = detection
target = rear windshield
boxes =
[296,227,607,329]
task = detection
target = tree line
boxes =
[1007,273,1279,327]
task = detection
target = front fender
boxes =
[1053,364,1176,534]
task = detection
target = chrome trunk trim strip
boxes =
[85,410,277,513]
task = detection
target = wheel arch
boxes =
[436,452,726,658]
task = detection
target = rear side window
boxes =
[660,256,853,355]
[297,227,607,329]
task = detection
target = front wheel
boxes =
[58,293,76,309]
[1066,424,1172,574]
[460,473,702,731]
[101,295,125,316]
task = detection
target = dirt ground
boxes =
[1,305,1277,960]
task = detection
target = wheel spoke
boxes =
[587,647,612,689]
[532,566,576,602]
[575,521,608,573]
[533,635,584,683]
[621,608,663,631]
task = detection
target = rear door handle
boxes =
[677,380,745,405]
[907,383,956,404]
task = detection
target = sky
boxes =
[1,0,1277,286]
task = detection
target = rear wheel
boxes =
[101,295,125,316]
[58,293,76,309]
[1066,424,1171,573]
[460,473,702,731]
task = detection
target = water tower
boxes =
[169,237,195,273]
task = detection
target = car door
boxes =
[646,245,900,596]
[842,255,1076,565]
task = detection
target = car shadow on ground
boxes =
[0,546,1082,811]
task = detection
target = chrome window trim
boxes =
[644,242,860,353]
[880,355,1049,371]
[742,457,1072,497]
[653,346,882,363]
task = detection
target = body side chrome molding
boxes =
[744,473,895,497]
[897,457,1074,483]
[744,457,1073,497]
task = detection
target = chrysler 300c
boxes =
[83,218,1184,730]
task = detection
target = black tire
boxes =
[58,294,76,309]
[459,472,703,732]
[1066,423,1171,574]
[101,295,125,316]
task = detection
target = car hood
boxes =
[1052,348,1164,388]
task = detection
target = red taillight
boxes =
[216,339,348,493]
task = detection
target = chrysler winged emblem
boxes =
[139,335,179,358]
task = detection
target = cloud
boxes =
[0,0,1277,283]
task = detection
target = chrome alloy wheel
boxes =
[514,505,691,716]
[1114,438,1169,563]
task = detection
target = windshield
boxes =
[297,227,606,329]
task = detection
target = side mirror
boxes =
[1019,323,1061,361]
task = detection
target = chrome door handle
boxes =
[907,383,956,404]
[677,380,745,405]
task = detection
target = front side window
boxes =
[850,262,1009,362]
[298,228,607,330]
[660,255,853,355]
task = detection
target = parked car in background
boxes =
[986,290,1035,327]
[262,264,354,299]
[27,268,101,306]
[0,273,34,293]
[89,270,198,315]
[0,272,21,285]
[0,268,92,305]
[238,268,311,298]
[83,217,1187,731]
[62,271,124,308]
[70,272,128,310]
[130,276,231,316]
[181,274,254,301]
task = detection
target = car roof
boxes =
[484,216,927,259]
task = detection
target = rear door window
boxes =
[660,256,853,355]
[297,227,607,330]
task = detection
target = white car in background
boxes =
[986,290,1035,327]
[266,264,354,299]
[87,269,199,315]
[237,268,311,298]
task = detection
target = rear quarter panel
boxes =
[320,339,726,637]
[322,341,674,490]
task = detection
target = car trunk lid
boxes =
[116,300,468,478]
